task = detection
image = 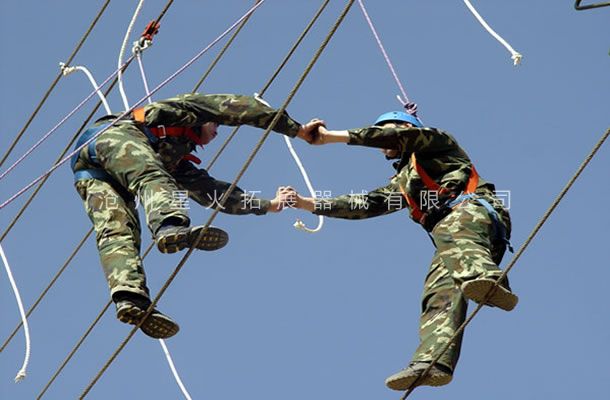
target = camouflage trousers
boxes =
[74,123,190,299]
[411,199,511,371]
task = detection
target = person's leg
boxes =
[94,123,228,252]
[432,201,517,311]
[94,123,188,234]
[75,178,179,339]
[385,253,458,390]
[76,178,148,298]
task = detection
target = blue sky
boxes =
[1,1,609,399]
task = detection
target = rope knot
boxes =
[59,62,77,77]
[511,52,523,66]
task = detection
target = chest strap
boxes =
[133,107,203,145]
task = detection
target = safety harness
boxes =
[132,107,204,148]
[400,153,512,250]
[70,123,114,182]
[71,111,204,184]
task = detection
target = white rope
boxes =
[254,93,324,233]
[59,63,113,114]
[118,0,146,109]
[0,243,31,382]
[462,0,523,65]
[283,136,324,233]
[130,29,195,397]
[135,51,154,105]
[158,339,193,400]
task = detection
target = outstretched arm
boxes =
[134,93,323,141]
[173,161,296,215]
[311,125,458,154]
[173,160,269,215]
[290,179,406,220]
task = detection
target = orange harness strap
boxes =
[133,107,146,123]
[400,153,479,223]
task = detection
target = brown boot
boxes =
[461,278,518,311]
[385,362,453,390]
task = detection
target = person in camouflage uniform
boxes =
[72,93,322,339]
[288,111,518,390]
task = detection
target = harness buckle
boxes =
[157,125,167,139]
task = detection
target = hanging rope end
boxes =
[511,52,523,66]
[293,219,307,231]
[293,219,317,233]
[14,369,26,383]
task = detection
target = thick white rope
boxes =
[254,93,324,233]
[118,0,146,110]
[131,37,195,398]
[59,63,113,114]
[0,0,266,211]
[462,0,523,65]
[283,136,324,233]
[158,339,193,400]
[0,243,31,382]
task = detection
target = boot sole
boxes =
[117,305,180,339]
[461,278,518,311]
[157,226,229,254]
[385,371,452,390]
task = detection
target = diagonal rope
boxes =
[0,55,134,182]
[204,0,332,233]
[11,0,258,391]
[205,0,331,170]
[462,0,522,66]
[0,72,124,245]
[78,2,355,397]
[35,243,154,399]
[356,0,418,114]
[36,300,112,400]
[0,75,125,355]
[192,0,263,93]
[31,2,268,395]
[574,0,610,10]
[400,127,610,399]
[31,2,330,395]
[0,0,266,211]
[0,1,174,238]
[0,0,111,169]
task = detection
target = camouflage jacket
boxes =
[92,93,299,215]
[173,159,270,215]
[313,126,510,231]
[132,93,302,170]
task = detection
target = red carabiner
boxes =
[141,21,160,42]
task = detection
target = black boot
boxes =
[114,292,180,339]
[155,224,229,254]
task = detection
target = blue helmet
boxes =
[374,111,422,127]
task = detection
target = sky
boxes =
[0,1,609,399]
